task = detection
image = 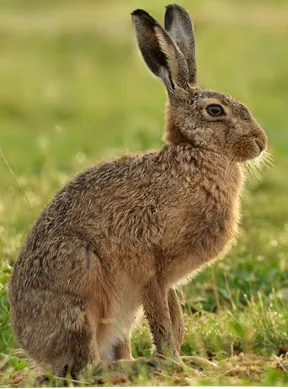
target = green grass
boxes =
[0,0,288,386]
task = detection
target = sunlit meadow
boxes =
[0,0,287,386]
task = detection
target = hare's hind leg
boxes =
[33,315,96,384]
[25,290,98,379]
[49,316,95,380]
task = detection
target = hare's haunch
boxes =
[8,4,267,378]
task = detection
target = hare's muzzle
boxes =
[254,129,268,155]
[255,138,265,153]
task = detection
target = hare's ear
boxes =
[165,4,196,85]
[131,9,189,93]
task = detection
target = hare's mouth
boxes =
[254,139,265,154]
[248,139,266,160]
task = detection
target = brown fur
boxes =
[8,4,267,377]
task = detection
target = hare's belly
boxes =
[97,273,143,360]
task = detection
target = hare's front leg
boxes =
[168,289,185,353]
[142,280,178,360]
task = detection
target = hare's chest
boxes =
[192,187,240,249]
[195,204,238,254]
[164,197,240,286]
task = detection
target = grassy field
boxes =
[0,0,288,386]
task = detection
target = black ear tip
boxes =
[165,5,174,29]
[131,9,152,19]
[165,3,182,9]
[131,9,158,26]
[131,9,145,16]
[165,4,179,14]
[165,3,189,15]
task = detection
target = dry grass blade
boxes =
[0,148,32,209]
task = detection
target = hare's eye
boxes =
[206,104,224,117]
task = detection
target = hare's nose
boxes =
[255,138,265,153]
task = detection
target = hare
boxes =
[8,3,267,379]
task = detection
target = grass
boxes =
[0,0,288,386]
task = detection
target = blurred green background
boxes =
[0,0,287,386]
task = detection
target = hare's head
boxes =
[132,4,268,162]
